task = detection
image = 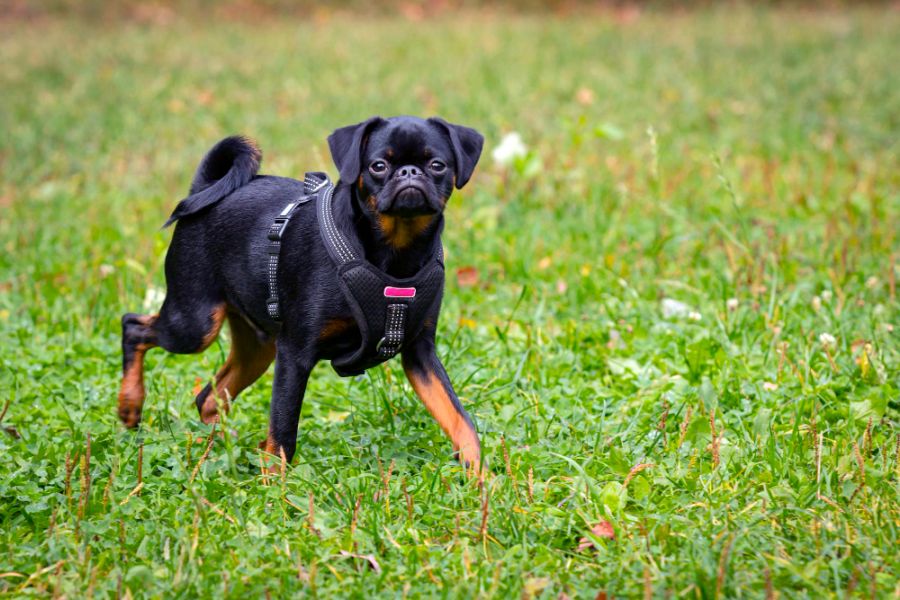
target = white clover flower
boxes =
[492,132,527,166]
[866,276,879,289]
[821,290,833,303]
[726,298,739,311]
[811,296,822,312]
[819,332,837,349]
[688,311,702,321]
[661,298,691,318]
[143,286,166,312]
[99,264,115,278]
[762,381,778,391]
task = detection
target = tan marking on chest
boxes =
[377,214,434,249]
[319,317,356,341]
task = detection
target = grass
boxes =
[1,6,899,598]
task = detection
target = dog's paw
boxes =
[453,446,482,478]
[118,404,142,428]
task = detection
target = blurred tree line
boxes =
[3,0,894,22]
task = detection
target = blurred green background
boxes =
[1,3,899,598]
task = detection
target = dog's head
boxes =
[328,116,483,226]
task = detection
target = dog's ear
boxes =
[328,117,386,184]
[428,118,484,189]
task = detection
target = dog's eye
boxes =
[429,160,447,174]
[369,160,389,176]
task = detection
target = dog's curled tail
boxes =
[163,136,262,227]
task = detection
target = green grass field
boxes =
[2,6,899,598]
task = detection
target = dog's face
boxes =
[361,120,456,218]
[328,116,484,222]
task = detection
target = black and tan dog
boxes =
[118,116,484,472]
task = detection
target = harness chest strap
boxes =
[266,171,444,376]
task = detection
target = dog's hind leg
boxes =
[118,298,227,427]
[194,311,276,424]
[118,313,159,427]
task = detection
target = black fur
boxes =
[118,116,485,469]
[427,117,484,188]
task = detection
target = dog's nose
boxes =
[395,165,422,179]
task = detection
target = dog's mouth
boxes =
[382,184,438,217]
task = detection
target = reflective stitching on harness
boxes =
[378,303,406,358]
[327,187,356,261]
[319,184,356,263]
[266,191,314,321]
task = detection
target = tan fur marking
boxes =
[377,214,434,249]
[404,368,480,472]
[198,311,276,424]
[118,346,149,427]
[260,433,278,455]
[198,304,227,352]
[117,314,158,428]
[377,214,395,238]
[318,317,355,341]
[258,432,282,475]
[240,135,262,162]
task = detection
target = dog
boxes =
[117,116,484,472]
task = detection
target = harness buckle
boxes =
[268,217,290,241]
[308,178,328,193]
[304,174,329,194]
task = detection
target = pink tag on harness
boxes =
[384,286,416,298]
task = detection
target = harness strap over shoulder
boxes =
[265,173,329,321]
[314,175,357,265]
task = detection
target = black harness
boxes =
[266,172,445,377]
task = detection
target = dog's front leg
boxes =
[261,342,313,467]
[402,334,481,474]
